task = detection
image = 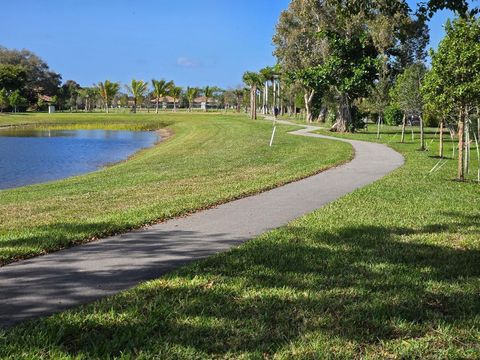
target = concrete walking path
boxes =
[0,120,404,328]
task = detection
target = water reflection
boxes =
[0,128,159,190]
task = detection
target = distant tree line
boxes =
[0,46,250,114]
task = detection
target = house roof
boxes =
[38,94,54,103]
[151,96,177,103]
[193,96,215,103]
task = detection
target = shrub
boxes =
[384,105,403,125]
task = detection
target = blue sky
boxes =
[0,0,456,89]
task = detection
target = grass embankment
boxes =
[1,122,479,359]
[0,113,352,265]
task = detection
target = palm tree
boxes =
[169,85,182,112]
[151,79,173,113]
[233,89,244,113]
[97,80,120,113]
[125,79,148,113]
[243,71,262,119]
[203,86,213,112]
[186,87,199,112]
[260,66,275,114]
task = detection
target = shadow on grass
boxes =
[2,212,479,357]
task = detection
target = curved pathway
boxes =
[0,120,404,328]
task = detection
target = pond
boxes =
[0,128,160,190]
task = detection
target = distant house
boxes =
[38,94,54,103]
[38,94,55,113]
[193,96,217,110]
[150,96,178,109]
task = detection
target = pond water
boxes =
[0,128,159,190]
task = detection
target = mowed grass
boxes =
[1,122,479,359]
[0,112,352,265]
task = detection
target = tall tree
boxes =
[97,80,120,113]
[390,63,427,150]
[8,89,27,113]
[203,86,213,112]
[0,64,27,93]
[186,87,199,112]
[243,71,262,120]
[260,66,275,114]
[58,80,81,111]
[425,17,480,180]
[0,46,61,104]
[125,79,148,113]
[0,88,8,112]
[273,0,325,122]
[169,85,182,112]
[151,79,173,113]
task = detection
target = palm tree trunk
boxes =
[250,89,254,119]
[401,114,406,143]
[253,86,257,119]
[155,98,159,114]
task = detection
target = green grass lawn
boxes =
[0,112,352,266]
[1,120,479,359]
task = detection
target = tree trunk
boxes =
[155,99,159,114]
[253,86,257,120]
[401,114,406,143]
[133,98,137,113]
[263,83,267,114]
[457,109,465,181]
[304,89,314,122]
[265,82,269,114]
[105,102,109,113]
[465,117,470,176]
[419,115,425,150]
[376,114,382,139]
[250,88,254,119]
[336,94,351,132]
[439,119,444,158]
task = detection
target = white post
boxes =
[269,126,277,147]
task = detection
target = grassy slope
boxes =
[1,123,479,359]
[0,113,352,265]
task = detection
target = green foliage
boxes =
[8,89,27,111]
[151,79,173,99]
[0,88,8,111]
[97,80,120,110]
[422,110,439,127]
[242,71,262,88]
[186,87,199,103]
[384,104,403,125]
[424,18,480,114]
[417,0,478,20]
[0,46,61,104]
[390,63,426,116]
[0,64,27,92]
[126,80,149,104]
[57,80,81,110]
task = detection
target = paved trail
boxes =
[0,119,404,328]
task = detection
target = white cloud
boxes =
[176,56,199,68]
